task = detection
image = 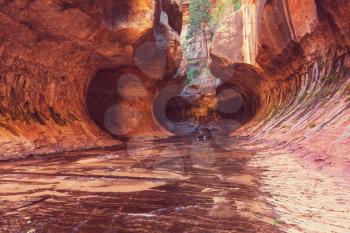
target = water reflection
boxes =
[0,136,277,232]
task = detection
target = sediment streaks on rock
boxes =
[210,0,350,179]
[0,0,183,158]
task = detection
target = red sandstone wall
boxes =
[0,0,183,159]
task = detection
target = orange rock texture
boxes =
[210,0,350,178]
[0,0,183,159]
[1,0,350,173]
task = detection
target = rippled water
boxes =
[0,136,349,233]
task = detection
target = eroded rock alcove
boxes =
[0,0,184,158]
[0,0,350,232]
[210,0,350,176]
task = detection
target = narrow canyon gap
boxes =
[0,0,350,232]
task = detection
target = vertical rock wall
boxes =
[210,0,350,178]
[0,0,183,159]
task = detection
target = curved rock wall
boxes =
[210,0,350,178]
[0,0,183,159]
[1,0,350,174]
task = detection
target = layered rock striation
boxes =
[1,0,350,174]
[0,0,183,159]
[210,0,350,178]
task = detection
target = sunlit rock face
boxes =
[0,0,183,159]
[0,2,349,231]
[210,0,350,179]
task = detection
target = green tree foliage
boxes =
[187,0,211,38]
[185,66,200,84]
[210,0,241,31]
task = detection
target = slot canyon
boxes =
[0,0,350,232]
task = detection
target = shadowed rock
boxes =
[0,0,183,158]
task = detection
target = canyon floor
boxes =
[1,1,350,232]
[0,135,349,233]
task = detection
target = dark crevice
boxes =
[315,0,340,35]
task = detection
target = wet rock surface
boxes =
[210,0,350,183]
[0,137,276,233]
[0,137,349,232]
[1,0,350,232]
